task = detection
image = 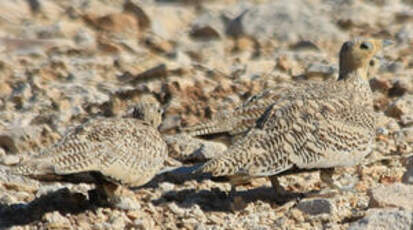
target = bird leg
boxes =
[90,183,138,210]
[269,175,297,202]
[229,184,237,198]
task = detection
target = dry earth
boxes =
[0,0,412,229]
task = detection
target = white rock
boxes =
[369,183,413,211]
[349,208,413,230]
[0,154,20,165]
[43,211,71,227]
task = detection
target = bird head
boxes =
[338,38,392,80]
[133,94,163,128]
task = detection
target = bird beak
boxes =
[382,40,393,48]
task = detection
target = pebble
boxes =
[0,154,20,165]
[386,95,413,119]
[159,182,175,193]
[43,211,71,228]
[402,156,413,185]
[369,183,413,211]
[296,198,334,215]
[113,197,141,211]
[167,202,186,216]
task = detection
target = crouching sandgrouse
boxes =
[10,94,167,208]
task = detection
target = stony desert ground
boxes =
[0,0,412,229]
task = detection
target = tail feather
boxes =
[182,120,232,136]
[193,149,244,177]
[182,107,267,137]
[10,159,55,176]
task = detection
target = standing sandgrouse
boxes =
[183,43,384,138]
[195,38,392,195]
[10,94,167,207]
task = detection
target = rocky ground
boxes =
[0,0,412,229]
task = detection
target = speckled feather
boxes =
[11,96,167,188]
[196,38,387,181]
[183,80,344,137]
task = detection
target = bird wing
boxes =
[12,118,167,187]
[182,82,311,136]
[197,91,375,178]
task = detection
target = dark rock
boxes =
[296,198,334,215]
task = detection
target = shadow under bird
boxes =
[194,38,393,196]
[9,94,167,208]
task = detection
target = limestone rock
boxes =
[349,208,413,230]
[369,183,413,210]
[0,154,20,166]
[386,95,413,119]
[43,211,71,229]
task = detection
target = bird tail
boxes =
[9,159,54,176]
[181,119,232,136]
[193,145,247,177]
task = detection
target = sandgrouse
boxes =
[195,38,392,195]
[10,94,167,207]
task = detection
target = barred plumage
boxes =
[196,38,391,193]
[10,94,167,207]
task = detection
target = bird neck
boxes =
[338,67,368,81]
[338,68,373,106]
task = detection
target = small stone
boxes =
[290,209,305,222]
[84,13,139,36]
[276,55,292,72]
[386,95,413,119]
[400,128,413,143]
[400,115,413,127]
[190,25,220,40]
[195,223,207,230]
[0,154,20,165]
[370,77,392,92]
[144,36,174,54]
[0,193,17,205]
[113,196,141,211]
[305,63,337,80]
[402,156,413,185]
[348,208,413,230]
[133,217,155,230]
[43,211,71,228]
[290,40,319,51]
[109,215,126,229]
[389,78,411,97]
[296,198,334,215]
[369,183,413,210]
[131,64,168,83]
[159,182,175,193]
[168,202,185,216]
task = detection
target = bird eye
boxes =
[360,42,371,50]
